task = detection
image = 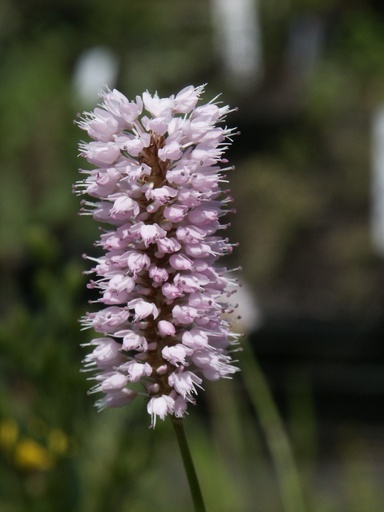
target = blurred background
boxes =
[1,0,384,511]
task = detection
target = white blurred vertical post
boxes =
[371,106,384,256]
[211,0,262,88]
[73,46,119,106]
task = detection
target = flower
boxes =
[76,85,240,427]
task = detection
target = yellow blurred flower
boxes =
[0,418,19,451]
[0,417,69,471]
[14,438,54,471]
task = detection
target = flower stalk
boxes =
[171,417,207,512]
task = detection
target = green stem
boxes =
[242,338,307,512]
[171,417,207,512]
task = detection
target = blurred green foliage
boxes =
[1,0,384,511]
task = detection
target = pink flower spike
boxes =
[147,395,175,427]
[114,330,148,351]
[110,195,139,220]
[172,305,199,325]
[126,251,151,274]
[118,360,152,382]
[81,141,121,166]
[158,141,183,162]
[174,85,203,114]
[156,236,181,254]
[169,253,193,270]
[142,91,174,118]
[182,329,209,349]
[90,306,130,333]
[163,204,188,223]
[97,388,137,410]
[98,372,129,392]
[162,282,183,300]
[128,298,159,321]
[162,344,187,366]
[82,108,119,141]
[158,320,176,337]
[173,395,188,418]
[84,337,123,369]
[168,371,203,399]
[140,223,167,246]
[76,84,240,425]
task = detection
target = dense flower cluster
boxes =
[75,85,240,426]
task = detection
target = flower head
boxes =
[76,85,240,427]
